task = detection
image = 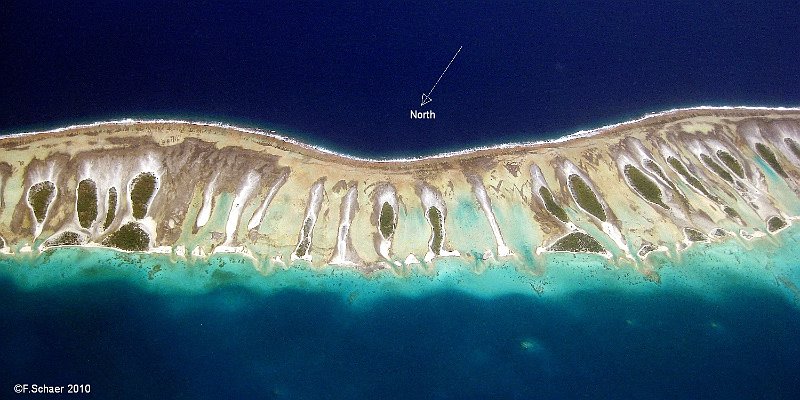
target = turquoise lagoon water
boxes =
[3,223,798,303]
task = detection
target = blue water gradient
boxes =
[2,224,800,398]
[2,278,799,399]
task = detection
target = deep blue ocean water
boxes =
[3,1,800,398]
[2,1,799,157]
[2,277,800,399]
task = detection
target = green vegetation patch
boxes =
[103,187,118,230]
[568,174,606,222]
[716,150,745,178]
[295,218,314,258]
[45,231,83,247]
[538,187,569,222]
[130,172,157,219]
[755,143,788,178]
[684,228,707,242]
[700,154,734,184]
[667,157,715,199]
[378,202,396,239]
[638,244,657,257]
[427,206,444,255]
[76,179,98,228]
[103,222,150,251]
[28,181,56,223]
[785,138,800,160]
[723,205,740,220]
[767,216,787,232]
[624,165,668,209]
[645,159,691,209]
[550,232,605,253]
[644,160,680,194]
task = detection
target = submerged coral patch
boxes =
[27,181,56,223]
[568,174,606,222]
[550,232,605,253]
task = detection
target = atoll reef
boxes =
[1,107,799,284]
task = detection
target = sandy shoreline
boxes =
[2,106,800,167]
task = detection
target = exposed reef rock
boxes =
[0,108,799,273]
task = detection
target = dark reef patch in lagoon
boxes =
[2,274,800,399]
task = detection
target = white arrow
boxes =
[421,46,462,107]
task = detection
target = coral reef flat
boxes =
[1,107,799,290]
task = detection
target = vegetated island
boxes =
[1,107,799,284]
